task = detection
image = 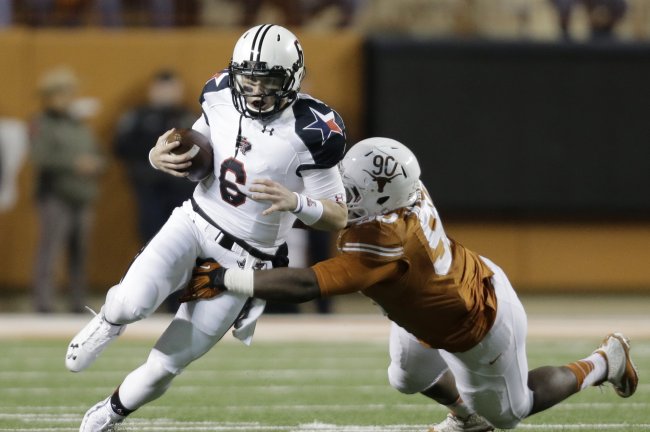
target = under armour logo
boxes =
[111,402,128,416]
[262,125,274,136]
[237,258,246,269]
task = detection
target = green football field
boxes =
[0,337,648,431]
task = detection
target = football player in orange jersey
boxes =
[185,137,638,432]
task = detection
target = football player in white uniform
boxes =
[66,24,347,431]
[187,138,639,432]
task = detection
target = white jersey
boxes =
[191,71,346,248]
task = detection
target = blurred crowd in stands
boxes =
[0,0,647,313]
[0,0,648,41]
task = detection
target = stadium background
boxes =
[0,2,649,431]
[1,14,649,298]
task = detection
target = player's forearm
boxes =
[310,200,347,231]
[224,267,321,303]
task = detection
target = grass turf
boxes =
[0,337,648,431]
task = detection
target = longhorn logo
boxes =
[363,153,406,193]
[363,170,402,193]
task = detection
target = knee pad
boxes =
[465,388,530,430]
[149,319,220,375]
[104,284,159,324]
[388,362,433,394]
[144,354,179,382]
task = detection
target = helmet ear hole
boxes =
[377,196,389,205]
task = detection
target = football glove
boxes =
[179,258,227,303]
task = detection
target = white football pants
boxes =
[102,200,278,410]
[388,257,533,429]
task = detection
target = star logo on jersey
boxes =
[304,107,343,144]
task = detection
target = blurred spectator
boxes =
[240,0,303,27]
[239,0,361,28]
[0,0,12,27]
[551,0,628,40]
[21,0,122,27]
[16,0,198,27]
[302,0,361,27]
[0,117,28,213]
[31,66,105,313]
[113,69,195,312]
[114,69,195,245]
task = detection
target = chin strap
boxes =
[234,113,245,158]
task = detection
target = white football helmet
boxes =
[229,24,306,119]
[340,137,421,223]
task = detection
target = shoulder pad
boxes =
[199,70,230,105]
[338,220,404,262]
[293,96,346,173]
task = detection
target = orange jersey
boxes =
[312,186,497,352]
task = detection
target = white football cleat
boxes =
[429,413,494,432]
[66,307,125,372]
[594,332,639,398]
[79,397,126,432]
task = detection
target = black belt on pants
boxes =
[190,197,289,267]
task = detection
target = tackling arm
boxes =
[248,267,322,303]
[178,261,322,304]
[180,253,403,305]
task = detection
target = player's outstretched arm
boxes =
[237,267,322,303]
[181,259,322,304]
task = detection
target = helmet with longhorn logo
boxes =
[340,137,421,223]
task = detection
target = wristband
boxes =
[291,192,324,225]
[224,269,254,297]
[148,148,159,170]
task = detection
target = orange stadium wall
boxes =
[0,28,363,291]
[0,29,649,294]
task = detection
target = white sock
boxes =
[566,352,607,390]
[446,396,474,419]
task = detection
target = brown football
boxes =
[167,128,214,182]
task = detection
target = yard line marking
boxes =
[1,421,650,432]
[517,425,650,430]
[2,401,647,415]
[0,369,385,380]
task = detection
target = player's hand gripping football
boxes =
[150,129,192,178]
[179,258,227,303]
